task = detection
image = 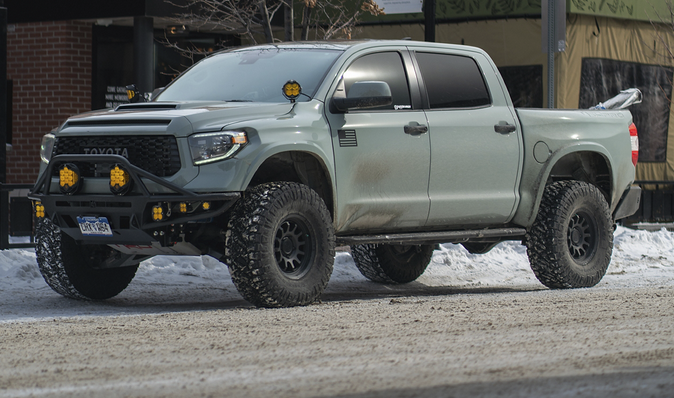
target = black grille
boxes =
[52,135,181,177]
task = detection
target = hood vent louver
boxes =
[115,103,179,111]
[63,119,171,128]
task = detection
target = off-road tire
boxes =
[35,218,139,300]
[224,182,335,308]
[350,244,434,283]
[525,180,613,289]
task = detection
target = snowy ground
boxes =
[1,226,674,323]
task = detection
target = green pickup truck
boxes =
[30,40,641,307]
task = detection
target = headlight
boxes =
[40,134,55,164]
[188,131,248,165]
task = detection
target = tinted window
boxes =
[415,52,490,108]
[343,52,411,110]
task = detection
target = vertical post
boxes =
[541,0,566,109]
[258,0,274,43]
[133,16,154,96]
[547,0,554,109]
[0,6,7,249]
[301,5,311,41]
[0,7,7,184]
[424,0,436,42]
[285,0,294,42]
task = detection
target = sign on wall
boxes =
[372,0,423,14]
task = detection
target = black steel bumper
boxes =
[29,154,240,244]
[613,185,641,221]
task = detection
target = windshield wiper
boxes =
[223,99,254,102]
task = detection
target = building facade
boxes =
[3,0,674,224]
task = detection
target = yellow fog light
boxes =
[179,202,188,213]
[34,202,45,218]
[282,80,301,102]
[110,165,133,195]
[59,163,81,195]
[202,202,211,211]
[152,204,164,221]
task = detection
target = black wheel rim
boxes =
[567,211,598,264]
[274,216,313,278]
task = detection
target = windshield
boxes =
[155,47,342,103]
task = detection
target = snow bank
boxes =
[1,226,673,322]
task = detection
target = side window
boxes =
[343,52,411,110]
[415,52,491,109]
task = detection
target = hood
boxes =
[60,101,297,137]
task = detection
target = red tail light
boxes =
[629,123,638,166]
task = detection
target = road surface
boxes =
[1,282,673,397]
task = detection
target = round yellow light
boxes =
[152,205,164,221]
[282,80,301,100]
[58,164,81,194]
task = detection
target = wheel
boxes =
[35,218,139,300]
[224,182,335,308]
[525,180,613,289]
[350,244,434,283]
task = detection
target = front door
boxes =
[413,51,523,227]
[326,51,431,234]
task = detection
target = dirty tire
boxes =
[350,244,434,283]
[35,218,139,300]
[525,180,613,289]
[224,182,335,308]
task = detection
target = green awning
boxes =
[360,0,672,23]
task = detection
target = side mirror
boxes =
[332,81,392,112]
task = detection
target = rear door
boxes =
[412,49,523,227]
[325,49,431,234]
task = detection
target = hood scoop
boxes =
[63,119,172,128]
[115,103,179,111]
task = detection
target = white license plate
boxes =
[77,216,113,237]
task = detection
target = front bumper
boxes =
[29,154,240,245]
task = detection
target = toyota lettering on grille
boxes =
[83,148,129,158]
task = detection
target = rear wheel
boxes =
[225,182,335,308]
[350,244,434,283]
[525,181,613,288]
[35,218,139,300]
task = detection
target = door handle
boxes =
[494,122,517,134]
[405,123,428,136]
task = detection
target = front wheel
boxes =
[35,218,139,300]
[525,181,613,289]
[350,244,434,283]
[224,182,335,308]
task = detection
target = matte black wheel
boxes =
[525,181,613,289]
[350,244,434,283]
[224,182,335,308]
[35,218,139,300]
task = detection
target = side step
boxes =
[335,227,527,246]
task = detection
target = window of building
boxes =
[579,58,673,163]
[415,52,490,108]
[343,52,411,110]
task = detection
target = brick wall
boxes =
[7,21,92,184]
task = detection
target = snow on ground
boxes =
[1,226,674,323]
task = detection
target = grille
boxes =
[52,135,181,177]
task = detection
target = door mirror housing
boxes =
[332,81,392,112]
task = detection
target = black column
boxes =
[424,0,436,43]
[1,7,7,184]
[133,16,154,95]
